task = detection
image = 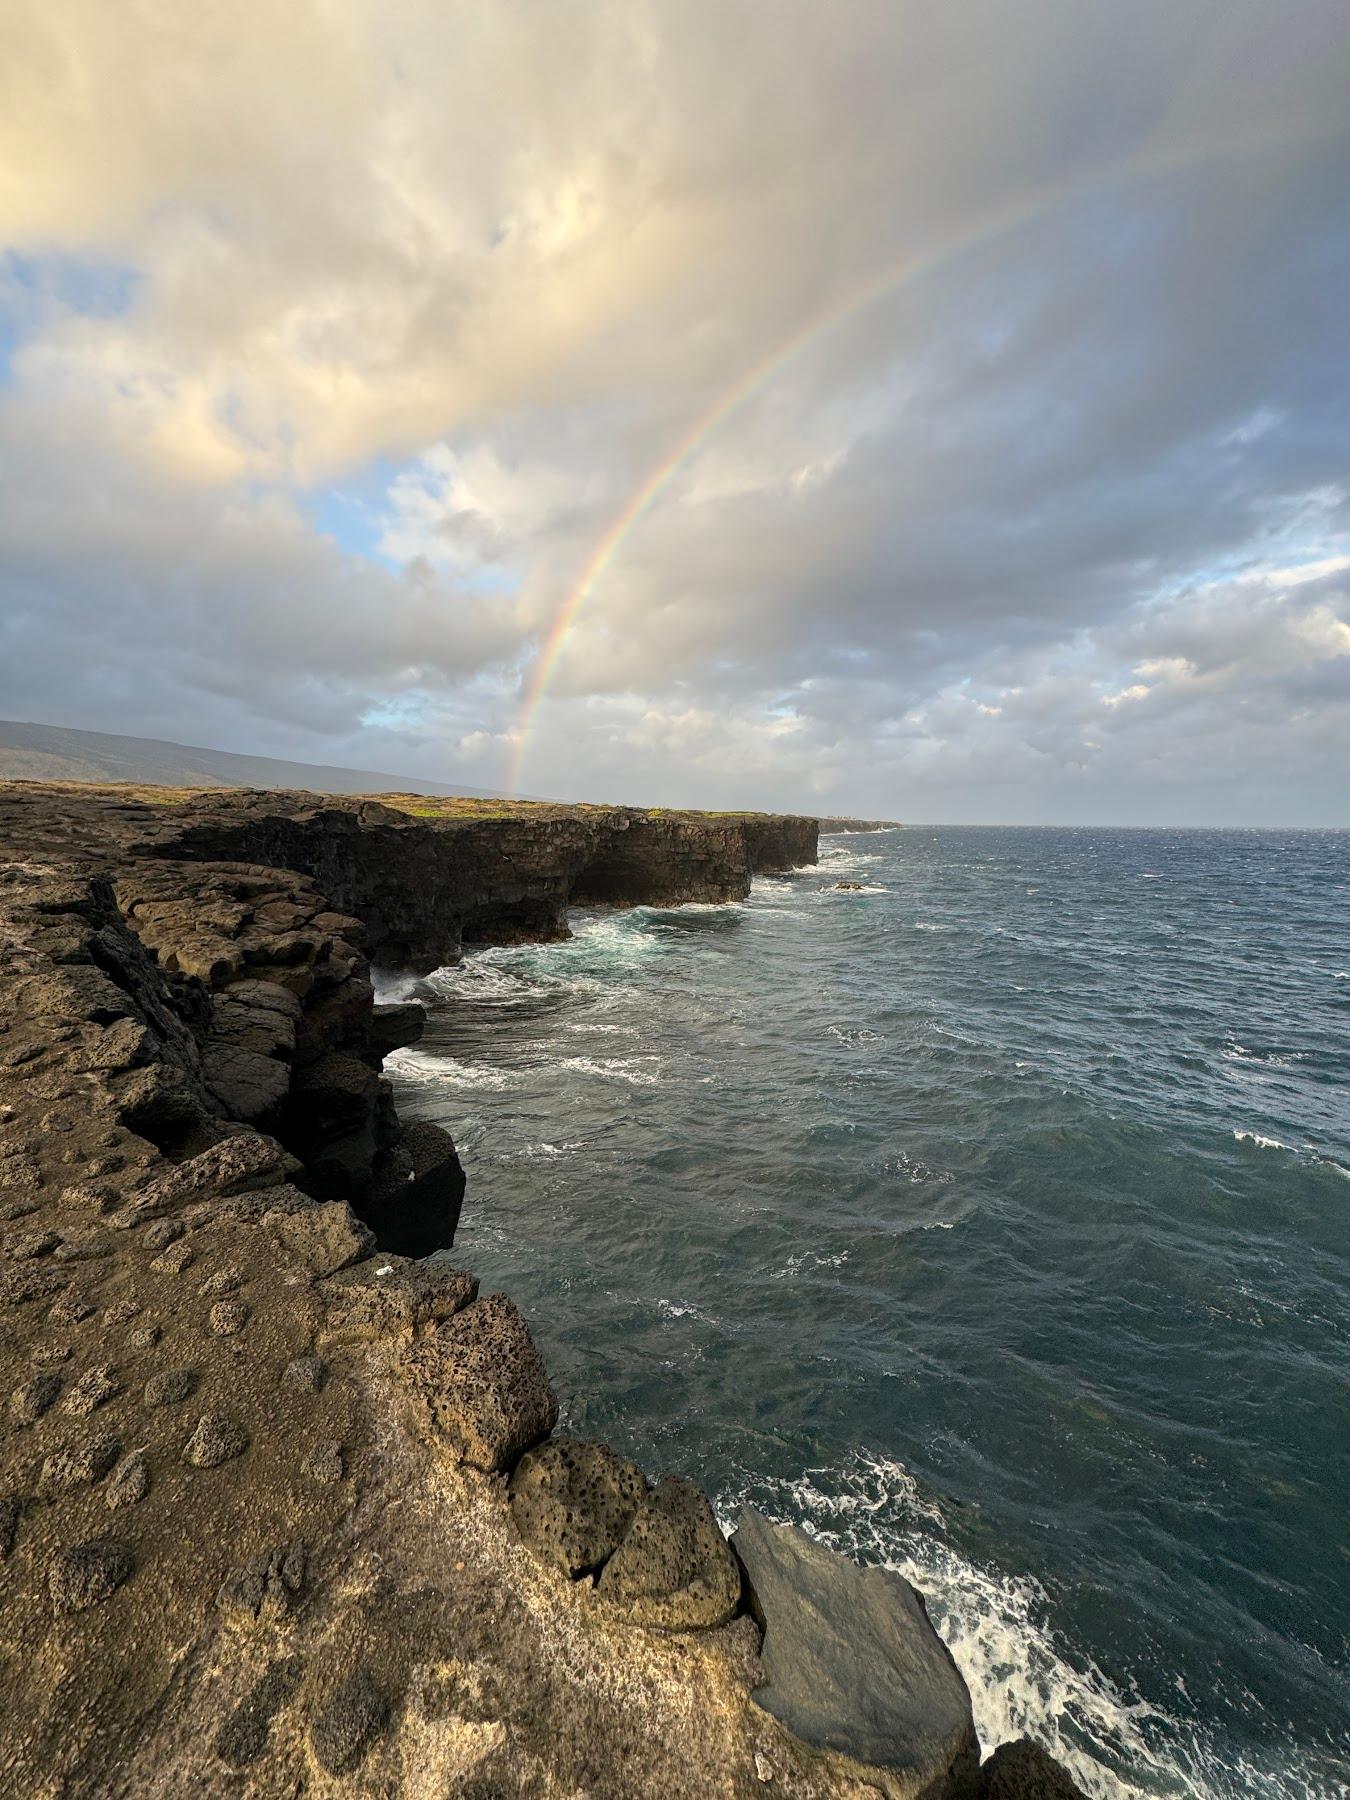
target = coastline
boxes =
[0,782,1078,1796]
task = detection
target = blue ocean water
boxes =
[384,828,1350,1797]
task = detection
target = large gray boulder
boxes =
[731,1510,979,1799]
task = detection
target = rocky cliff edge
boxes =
[0,784,1079,1798]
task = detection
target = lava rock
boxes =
[730,1508,978,1794]
[596,1476,741,1630]
[321,1259,477,1343]
[217,1541,306,1625]
[401,1292,557,1472]
[200,1266,244,1296]
[281,1355,326,1392]
[366,1001,425,1059]
[11,1371,62,1423]
[510,1436,649,1578]
[302,1438,344,1484]
[63,1363,119,1415]
[41,1429,121,1489]
[183,1410,249,1468]
[208,1299,250,1335]
[106,1451,150,1509]
[49,1540,134,1614]
[263,1199,375,1277]
[309,1668,390,1774]
[145,1366,198,1407]
[977,1738,1088,1799]
[6,1229,61,1260]
[128,1132,297,1218]
[149,1241,194,1275]
[364,1119,466,1257]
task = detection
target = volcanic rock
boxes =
[596,1477,741,1630]
[731,1508,979,1797]
[510,1436,649,1578]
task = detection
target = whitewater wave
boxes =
[1233,1129,1289,1151]
[371,967,428,1005]
[655,1296,721,1325]
[559,1055,661,1086]
[382,1047,520,1090]
[878,1150,954,1186]
[826,1023,885,1047]
[772,1248,851,1279]
[719,1452,1321,1800]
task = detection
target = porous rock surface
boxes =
[0,782,1072,1797]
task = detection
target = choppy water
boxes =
[383,828,1350,1796]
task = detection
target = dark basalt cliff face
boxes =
[134,792,819,968]
[0,782,1081,1799]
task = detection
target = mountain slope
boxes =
[0,718,506,799]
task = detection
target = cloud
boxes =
[1,0,1348,818]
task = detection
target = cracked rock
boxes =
[217,1541,306,1625]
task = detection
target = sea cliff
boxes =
[0,783,1078,1797]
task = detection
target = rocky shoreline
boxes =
[0,782,1081,1797]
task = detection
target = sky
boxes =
[1,1,1348,823]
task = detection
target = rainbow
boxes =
[504,125,1292,794]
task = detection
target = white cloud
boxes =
[1,0,1348,820]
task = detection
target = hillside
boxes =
[0,719,505,800]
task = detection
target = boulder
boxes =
[263,1198,375,1277]
[321,1258,478,1342]
[117,1132,297,1223]
[977,1739,1087,1799]
[595,1477,740,1630]
[730,1509,978,1799]
[401,1292,557,1471]
[510,1437,649,1578]
[366,1001,425,1059]
[365,1120,465,1256]
[49,1540,135,1614]
[287,1052,379,1136]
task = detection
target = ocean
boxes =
[382,827,1350,1796]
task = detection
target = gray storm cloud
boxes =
[0,0,1347,819]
